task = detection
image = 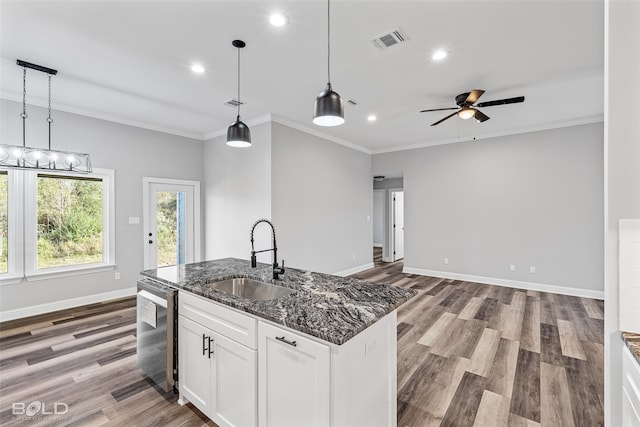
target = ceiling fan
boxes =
[420,90,525,126]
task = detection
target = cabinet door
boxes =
[258,322,330,427]
[211,331,257,427]
[179,315,213,414]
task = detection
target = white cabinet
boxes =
[212,331,257,427]
[179,292,257,427]
[623,345,640,426]
[179,315,212,413]
[258,321,330,427]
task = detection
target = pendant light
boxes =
[226,40,251,147]
[313,0,344,127]
[0,60,92,173]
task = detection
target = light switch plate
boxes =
[128,217,140,224]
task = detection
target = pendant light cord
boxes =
[237,46,241,119]
[327,0,331,85]
[21,66,27,148]
[47,74,53,151]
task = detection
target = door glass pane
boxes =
[156,191,186,267]
[0,172,7,273]
[37,175,103,268]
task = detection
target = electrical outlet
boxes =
[128,217,140,224]
[366,215,371,221]
[444,257,449,265]
[510,264,516,272]
[115,272,121,280]
[530,266,536,274]
[352,254,356,260]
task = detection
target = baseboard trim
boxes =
[334,263,375,277]
[402,267,604,300]
[373,243,383,248]
[0,288,137,322]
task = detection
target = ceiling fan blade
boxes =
[419,107,459,113]
[430,111,458,126]
[476,96,525,108]
[465,89,485,105]
[474,109,490,122]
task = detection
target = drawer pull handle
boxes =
[208,338,214,359]
[276,336,297,347]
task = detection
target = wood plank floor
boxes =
[0,249,604,426]
[352,248,604,427]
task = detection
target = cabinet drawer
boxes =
[624,345,640,420]
[180,291,257,349]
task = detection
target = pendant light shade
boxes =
[313,0,344,127]
[226,116,251,147]
[313,83,344,127]
[226,40,251,147]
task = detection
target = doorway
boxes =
[143,177,201,269]
[390,190,404,262]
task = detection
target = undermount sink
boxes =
[206,278,296,301]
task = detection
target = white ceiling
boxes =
[0,0,604,153]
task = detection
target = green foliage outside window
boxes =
[156,191,178,267]
[37,175,103,268]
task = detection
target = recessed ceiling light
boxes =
[270,13,288,27]
[191,64,205,74]
[367,114,377,122]
[432,50,448,61]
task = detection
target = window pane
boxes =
[156,191,183,267]
[0,172,7,273]
[37,175,103,269]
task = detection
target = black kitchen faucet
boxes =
[250,219,285,280]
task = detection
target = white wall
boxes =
[271,122,373,274]
[373,123,604,296]
[0,99,204,315]
[203,122,272,263]
[604,0,640,424]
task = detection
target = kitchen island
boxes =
[141,258,416,427]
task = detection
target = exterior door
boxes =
[392,191,404,261]
[144,178,200,269]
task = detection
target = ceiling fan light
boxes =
[226,117,252,147]
[313,84,345,127]
[458,107,476,120]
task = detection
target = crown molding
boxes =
[371,114,604,155]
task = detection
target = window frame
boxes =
[0,167,115,284]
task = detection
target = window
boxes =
[37,175,104,268]
[0,168,114,284]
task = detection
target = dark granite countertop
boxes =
[141,258,416,345]
[622,331,640,365]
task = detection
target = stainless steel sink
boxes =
[206,278,296,301]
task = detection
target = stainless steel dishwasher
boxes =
[136,278,177,393]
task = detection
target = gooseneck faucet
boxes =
[250,219,285,280]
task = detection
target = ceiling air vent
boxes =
[224,99,245,108]
[371,27,409,50]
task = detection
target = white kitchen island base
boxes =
[178,290,398,427]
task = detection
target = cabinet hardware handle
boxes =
[202,333,208,356]
[276,336,297,347]
[208,337,214,358]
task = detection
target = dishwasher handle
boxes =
[138,289,167,309]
